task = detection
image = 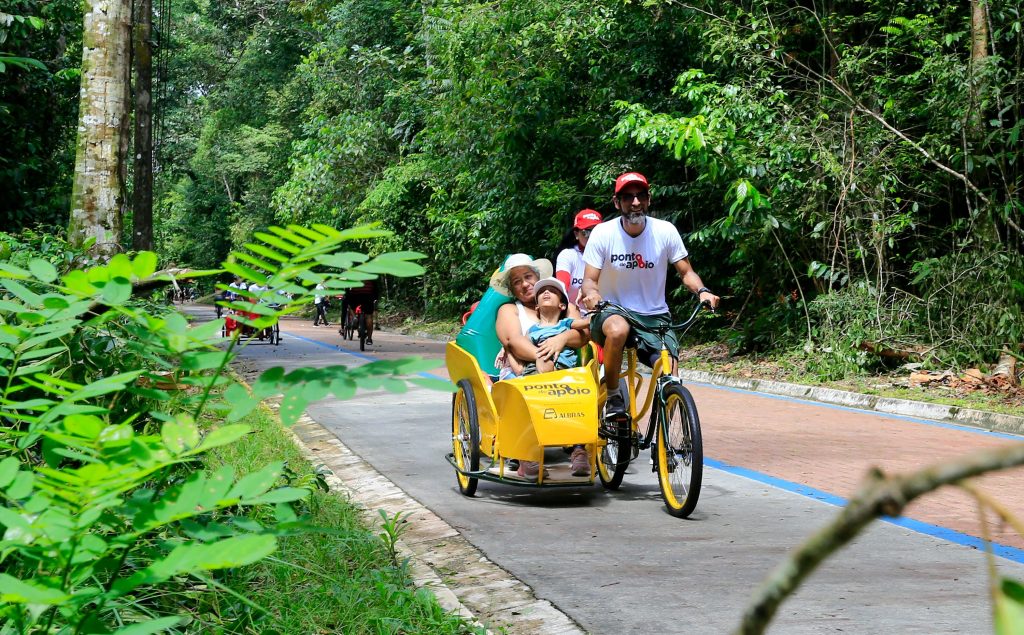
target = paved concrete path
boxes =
[197,306,1024,633]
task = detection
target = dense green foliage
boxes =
[0,226,459,632]
[0,0,82,229]
[4,0,1023,371]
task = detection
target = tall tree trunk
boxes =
[132,0,154,251]
[969,0,989,133]
[69,0,133,257]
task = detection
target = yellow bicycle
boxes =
[593,299,711,518]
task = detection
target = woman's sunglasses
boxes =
[575,228,592,237]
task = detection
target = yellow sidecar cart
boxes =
[446,341,603,495]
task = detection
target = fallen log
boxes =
[858,340,928,361]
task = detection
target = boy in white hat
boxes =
[524,277,590,374]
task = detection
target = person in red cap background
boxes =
[555,208,603,311]
[580,171,720,420]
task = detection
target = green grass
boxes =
[206,407,482,634]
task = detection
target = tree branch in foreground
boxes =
[735,442,1024,635]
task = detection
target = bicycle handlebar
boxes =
[592,298,714,339]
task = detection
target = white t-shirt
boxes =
[582,217,688,315]
[555,246,586,307]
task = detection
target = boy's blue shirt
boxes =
[528,318,578,368]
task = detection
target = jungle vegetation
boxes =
[4,0,1023,374]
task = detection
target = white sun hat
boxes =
[488,253,554,296]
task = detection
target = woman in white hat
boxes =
[491,253,587,379]
[491,257,590,478]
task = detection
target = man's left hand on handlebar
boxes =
[696,287,720,311]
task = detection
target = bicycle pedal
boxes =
[598,417,631,441]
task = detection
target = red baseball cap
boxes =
[614,171,649,194]
[573,209,603,229]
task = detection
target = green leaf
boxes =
[252,232,301,255]
[228,461,283,500]
[114,535,277,593]
[223,261,268,285]
[108,254,134,279]
[0,262,32,279]
[223,384,258,423]
[111,616,183,635]
[180,351,231,371]
[132,252,159,279]
[101,277,132,305]
[245,487,309,505]
[7,471,34,499]
[278,391,306,426]
[0,574,69,604]
[61,270,98,296]
[996,578,1024,635]
[42,296,71,310]
[162,417,200,453]
[3,279,42,306]
[65,414,105,439]
[28,259,58,283]
[0,457,18,488]
[0,507,32,534]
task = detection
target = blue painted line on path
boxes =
[281,328,1024,564]
[706,457,1024,565]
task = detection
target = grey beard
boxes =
[624,212,646,226]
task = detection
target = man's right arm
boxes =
[579,264,603,311]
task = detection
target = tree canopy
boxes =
[4,0,1023,370]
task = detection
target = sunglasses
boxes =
[617,190,650,202]
[575,228,593,237]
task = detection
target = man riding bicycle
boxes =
[579,172,720,421]
[340,279,379,345]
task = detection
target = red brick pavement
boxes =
[283,319,1024,551]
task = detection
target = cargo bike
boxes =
[446,298,710,518]
[219,290,281,345]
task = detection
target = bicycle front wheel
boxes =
[656,384,703,518]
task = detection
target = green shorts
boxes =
[590,307,679,367]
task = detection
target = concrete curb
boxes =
[273,405,586,635]
[677,369,1024,436]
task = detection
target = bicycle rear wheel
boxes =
[452,379,480,496]
[357,312,367,351]
[656,384,703,518]
[597,379,632,490]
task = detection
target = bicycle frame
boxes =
[593,299,710,516]
[618,350,684,448]
[597,299,709,446]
